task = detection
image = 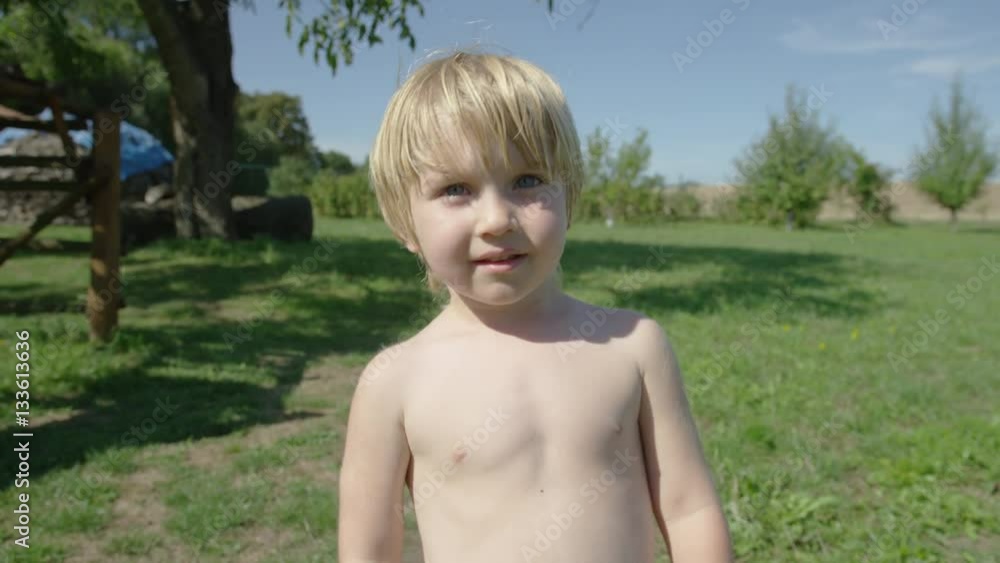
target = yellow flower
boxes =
[783,324,791,332]
[818,342,827,351]
[850,328,859,341]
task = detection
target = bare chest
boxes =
[403,342,643,476]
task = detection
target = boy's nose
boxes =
[476,189,517,238]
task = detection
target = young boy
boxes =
[338,50,733,563]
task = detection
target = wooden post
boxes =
[87,111,122,343]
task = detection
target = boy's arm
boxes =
[633,316,733,562]
[338,345,412,563]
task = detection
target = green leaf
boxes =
[297,27,310,53]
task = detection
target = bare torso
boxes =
[400,302,658,563]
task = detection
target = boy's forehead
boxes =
[417,135,530,185]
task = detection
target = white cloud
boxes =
[901,55,1000,77]
[779,19,975,54]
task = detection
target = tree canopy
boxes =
[733,84,844,230]
[911,77,998,227]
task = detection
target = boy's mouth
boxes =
[473,253,527,268]
[473,253,525,263]
[473,248,526,263]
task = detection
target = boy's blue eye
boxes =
[442,184,470,198]
[515,174,544,188]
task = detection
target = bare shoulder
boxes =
[570,300,669,346]
[356,322,444,394]
[562,298,675,371]
[598,306,678,378]
[358,339,414,389]
[624,309,674,350]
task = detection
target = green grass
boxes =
[0,218,998,562]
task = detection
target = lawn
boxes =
[0,217,997,562]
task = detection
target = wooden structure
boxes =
[0,72,122,343]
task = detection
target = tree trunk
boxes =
[136,0,238,240]
[949,208,958,231]
[785,210,795,231]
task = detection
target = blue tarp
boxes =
[0,109,173,180]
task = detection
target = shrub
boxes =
[843,147,894,222]
[268,156,317,196]
[663,188,702,220]
[308,170,380,218]
[577,186,607,222]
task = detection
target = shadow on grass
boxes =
[0,237,92,255]
[957,225,1000,234]
[561,240,878,317]
[1,232,879,488]
[0,284,87,314]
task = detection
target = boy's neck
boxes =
[442,274,575,339]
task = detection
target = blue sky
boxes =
[231,0,1000,185]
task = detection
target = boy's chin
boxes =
[455,276,555,306]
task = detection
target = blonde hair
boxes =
[369,49,583,294]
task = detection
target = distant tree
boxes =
[733,84,843,230]
[319,149,356,175]
[611,128,654,189]
[583,126,612,190]
[236,91,316,166]
[911,78,998,229]
[583,127,659,191]
[580,127,665,223]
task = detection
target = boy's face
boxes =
[406,127,567,306]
